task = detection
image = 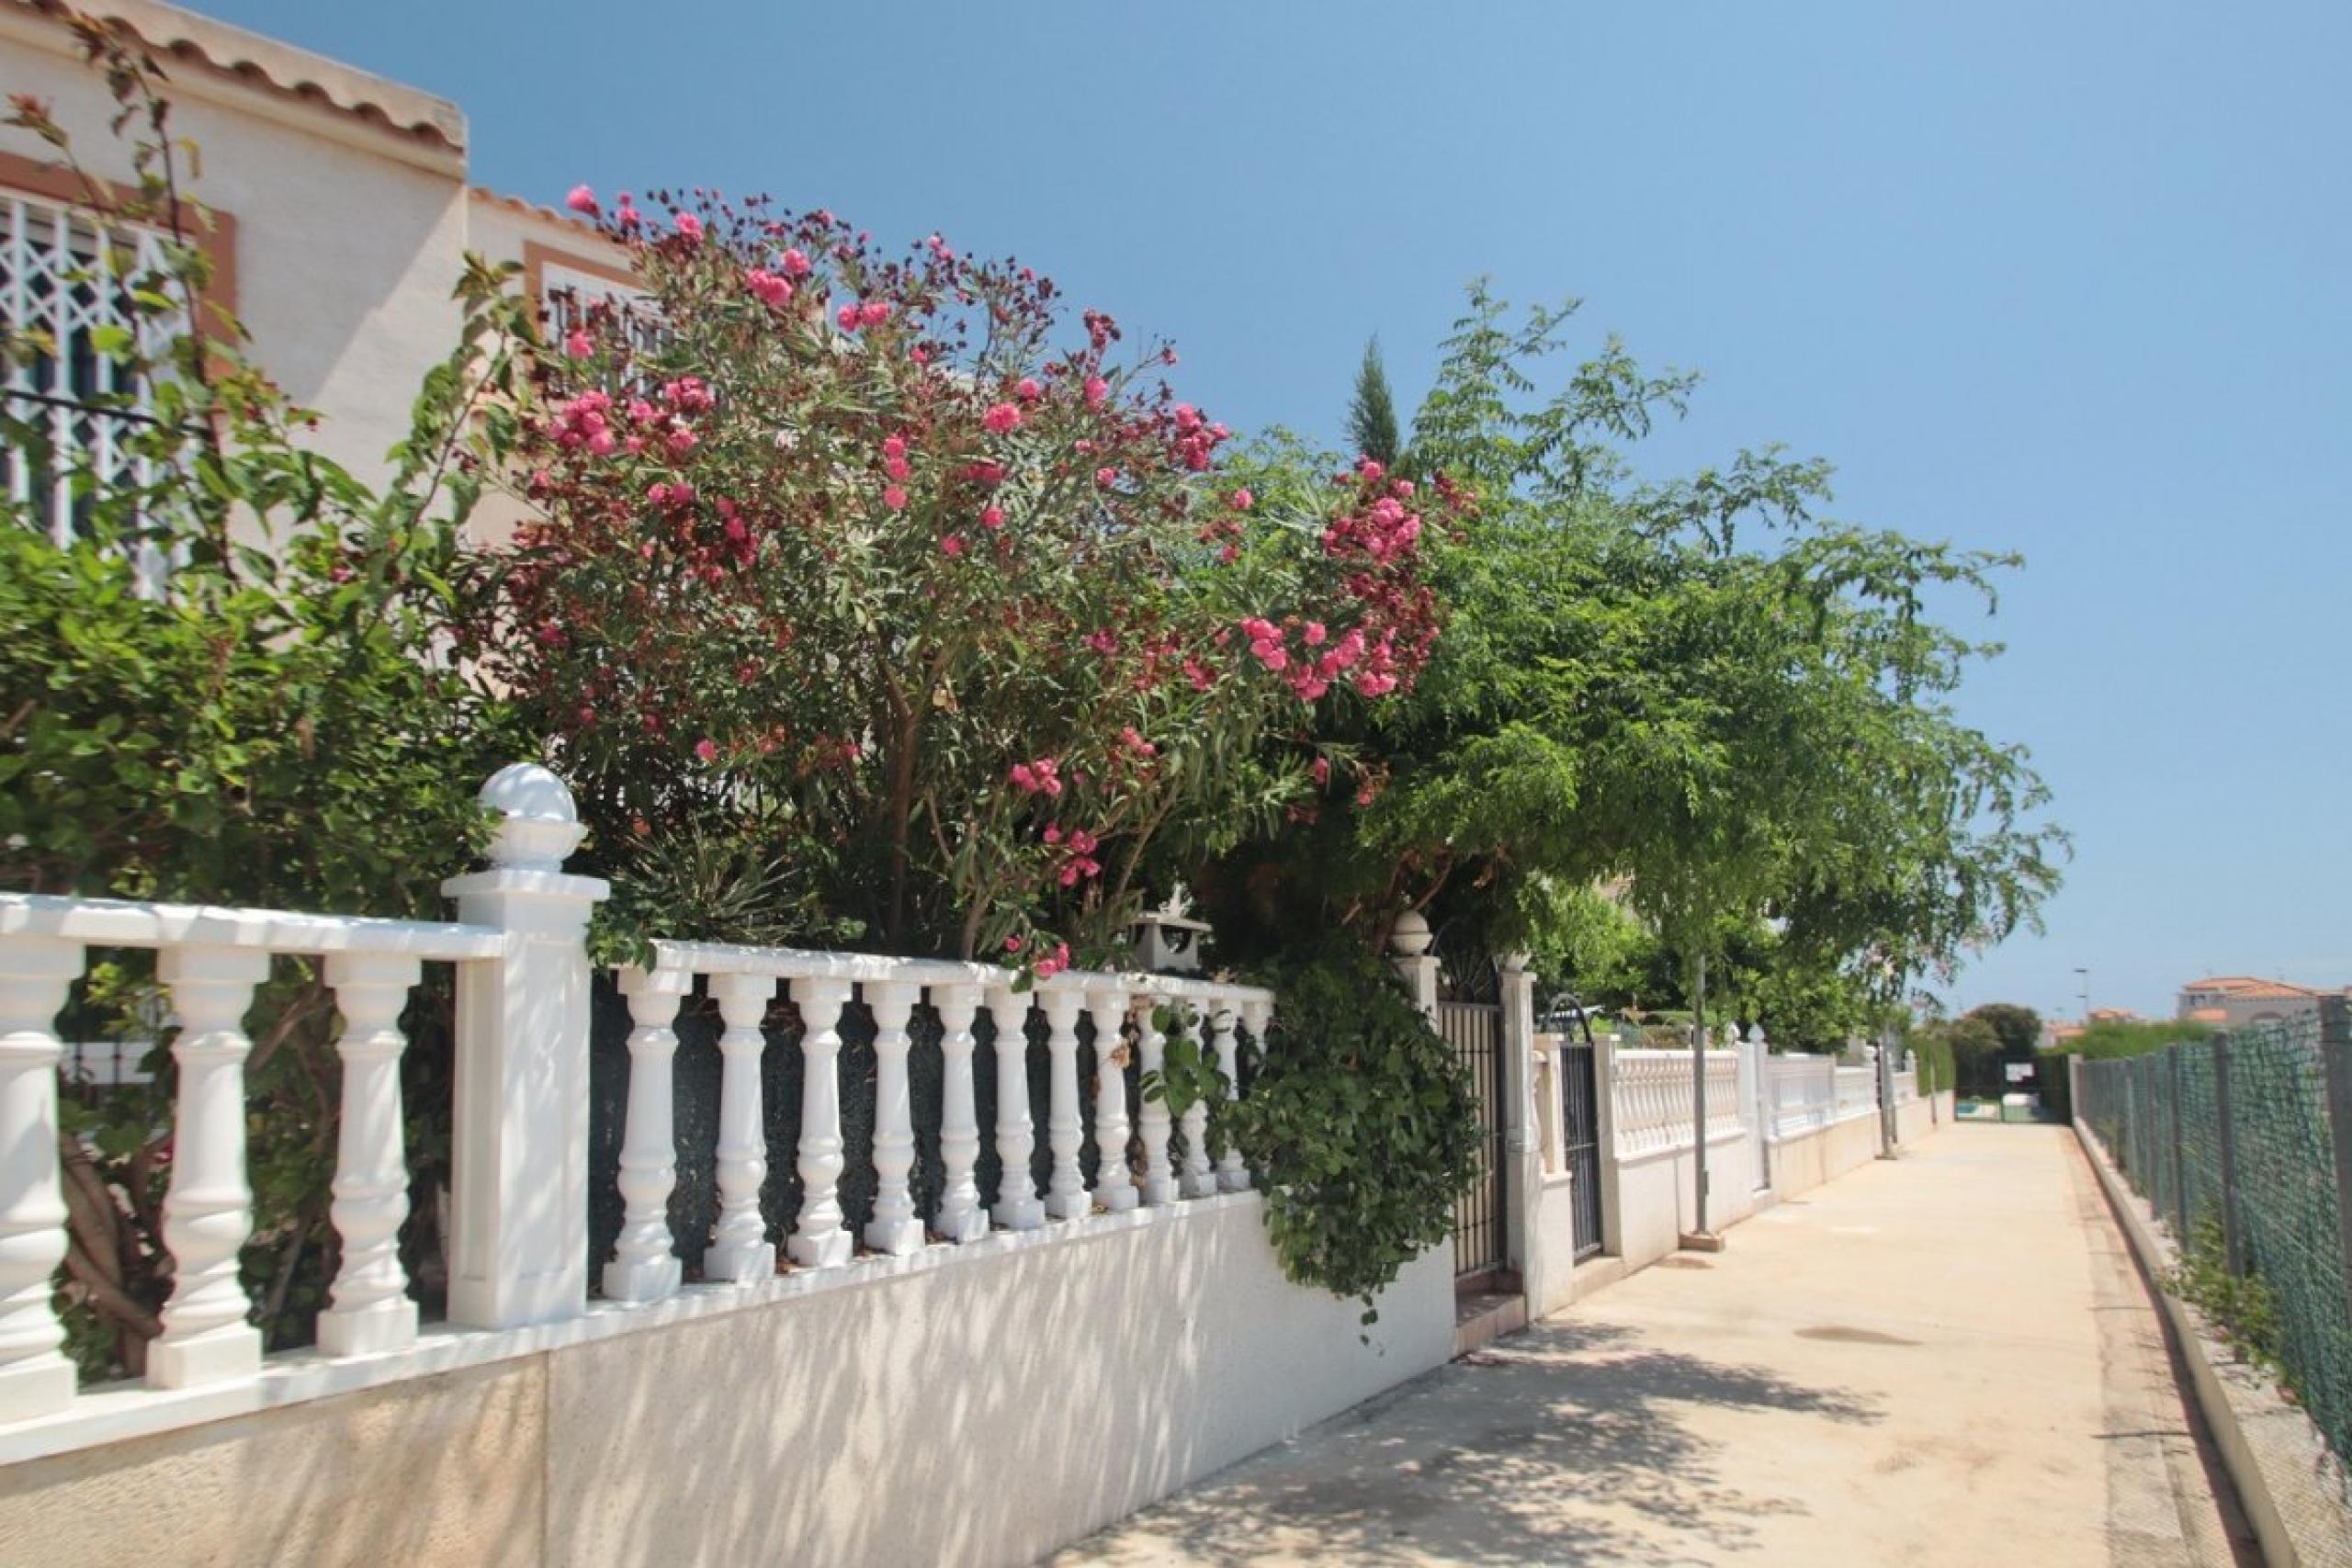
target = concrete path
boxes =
[1053,1125,2257,1566]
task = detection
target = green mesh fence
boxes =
[2079,1016,2352,1475]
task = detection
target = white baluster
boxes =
[317,952,423,1357]
[988,987,1044,1230]
[1222,998,1263,1191]
[787,976,854,1268]
[1176,1004,1216,1198]
[1135,996,1179,1206]
[932,983,988,1243]
[150,945,269,1389]
[705,972,775,1284]
[864,979,925,1255]
[605,966,689,1303]
[1085,983,1137,1213]
[0,938,82,1419]
[1041,987,1089,1220]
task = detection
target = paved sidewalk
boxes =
[1054,1125,2256,1566]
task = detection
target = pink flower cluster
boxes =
[1042,823,1102,886]
[836,298,892,331]
[1009,756,1064,797]
[1033,941,1073,980]
[1238,615,1388,703]
[745,267,793,308]
[1322,465,1424,563]
[1169,403,1229,473]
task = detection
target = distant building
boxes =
[2176,976,2336,1031]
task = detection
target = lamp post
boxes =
[2075,966,2090,1024]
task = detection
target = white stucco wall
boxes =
[0,13,472,499]
[0,1192,1453,1568]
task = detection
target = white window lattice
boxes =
[0,187,178,552]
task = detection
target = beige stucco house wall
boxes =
[0,0,627,541]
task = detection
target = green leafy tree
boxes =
[1202,285,2066,1022]
[1965,1002,2043,1061]
[1345,335,1402,468]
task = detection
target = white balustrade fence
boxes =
[1608,1043,1746,1160]
[1833,1065,1879,1122]
[0,764,1273,1438]
[1766,1053,1890,1140]
[1893,1066,1919,1105]
[1769,1053,1835,1136]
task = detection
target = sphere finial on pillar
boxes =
[480,762,585,872]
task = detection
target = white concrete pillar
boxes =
[1042,987,1090,1219]
[932,983,989,1243]
[988,986,1045,1231]
[705,972,776,1283]
[786,976,855,1268]
[317,951,424,1357]
[0,937,82,1419]
[605,965,689,1303]
[1136,998,1178,1204]
[865,979,926,1254]
[1499,957,1541,1282]
[1389,910,1439,1018]
[150,944,270,1388]
[442,763,608,1330]
[1086,983,1138,1213]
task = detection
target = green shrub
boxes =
[1193,946,1481,1326]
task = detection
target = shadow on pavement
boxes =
[1059,1317,1882,1566]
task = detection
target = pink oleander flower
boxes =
[1094,466,1117,489]
[860,299,891,327]
[837,303,862,331]
[1357,457,1385,480]
[941,533,966,558]
[1303,622,1328,646]
[1005,935,1024,953]
[1034,942,1072,979]
[746,268,793,308]
[565,185,598,216]
[1230,488,1253,511]
[779,247,812,277]
[883,485,909,512]
[1015,377,1044,402]
[882,434,907,460]
[564,329,593,359]
[673,212,704,243]
[980,505,1005,529]
[1083,375,1109,407]
[695,738,719,763]
[982,402,1023,434]
[1044,825,1064,845]
[1311,756,1331,785]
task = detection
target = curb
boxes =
[2075,1119,2352,1567]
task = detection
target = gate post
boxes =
[1498,954,1542,1295]
[1388,910,1440,1019]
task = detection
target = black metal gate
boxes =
[1560,1033,1604,1259]
[1438,1000,1508,1283]
[1543,994,1606,1262]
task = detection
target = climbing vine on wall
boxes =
[1181,946,1479,1325]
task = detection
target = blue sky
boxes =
[180,1,2348,1021]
